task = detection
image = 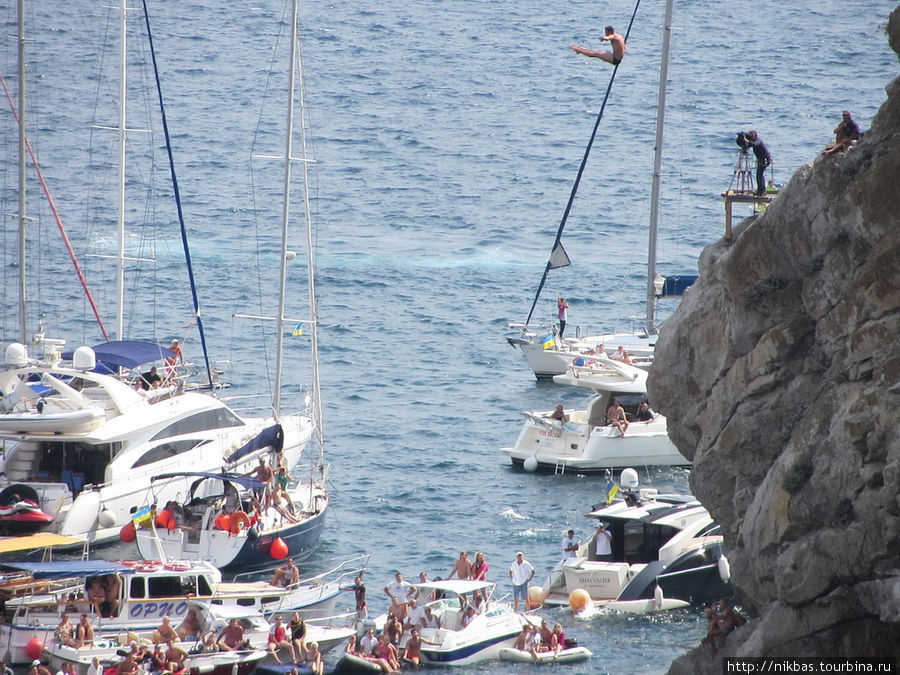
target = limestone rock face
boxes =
[651,7,900,671]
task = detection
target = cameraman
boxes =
[736,130,772,196]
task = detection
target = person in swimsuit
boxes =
[289,611,307,661]
[607,398,629,437]
[571,25,626,65]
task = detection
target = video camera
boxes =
[735,132,751,151]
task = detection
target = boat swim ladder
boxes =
[553,457,567,476]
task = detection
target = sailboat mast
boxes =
[16,0,26,344]
[273,0,301,419]
[644,0,674,337]
[115,0,128,341]
[295,17,324,454]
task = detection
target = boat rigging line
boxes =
[524,0,643,328]
[139,0,215,390]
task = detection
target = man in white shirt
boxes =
[562,529,579,560]
[508,551,536,613]
[383,571,417,620]
[359,627,379,656]
[404,596,427,631]
[594,523,613,561]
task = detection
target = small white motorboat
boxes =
[501,358,688,473]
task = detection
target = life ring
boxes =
[138,561,162,573]
[164,562,190,572]
[229,510,251,534]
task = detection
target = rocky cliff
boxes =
[650,6,900,670]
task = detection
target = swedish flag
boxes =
[540,334,555,350]
[292,323,303,336]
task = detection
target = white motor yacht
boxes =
[501,358,688,473]
[537,469,732,612]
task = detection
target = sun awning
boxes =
[1,560,136,579]
[61,340,175,372]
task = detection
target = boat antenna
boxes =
[644,0,674,336]
[524,0,643,328]
[140,0,216,390]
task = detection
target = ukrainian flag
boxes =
[132,505,153,527]
[292,323,303,336]
[605,481,619,504]
[540,334,555,350]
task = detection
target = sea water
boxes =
[0,0,895,672]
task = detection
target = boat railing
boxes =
[231,552,370,588]
[304,609,358,628]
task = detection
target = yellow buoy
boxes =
[527,585,545,609]
[569,588,591,612]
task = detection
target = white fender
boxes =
[523,455,539,472]
[718,554,731,583]
[653,583,664,610]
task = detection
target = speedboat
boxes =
[368,579,543,667]
[536,469,732,612]
[501,358,688,473]
[0,554,363,667]
[134,471,328,571]
[0,341,312,545]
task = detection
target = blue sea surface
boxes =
[0,0,896,672]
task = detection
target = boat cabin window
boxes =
[145,574,211,598]
[132,439,209,469]
[621,522,680,563]
[36,441,113,490]
[149,408,244,442]
[130,576,146,599]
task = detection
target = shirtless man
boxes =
[402,629,438,666]
[607,398,629,437]
[549,404,569,423]
[155,616,178,644]
[571,25,626,65]
[244,456,274,503]
[164,641,188,672]
[217,618,246,651]
[76,613,95,648]
[271,558,300,587]
[446,551,471,580]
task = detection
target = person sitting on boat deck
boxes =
[446,551,472,580]
[271,558,301,587]
[243,455,274,505]
[609,345,634,364]
[636,400,655,422]
[571,25,627,65]
[176,607,201,642]
[593,521,613,561]
[270,483,300,523]
[376,634,401,673]
[148,644,167,674]
[139,366,162,391]
[548,404,569,423]
[267,614,297,664]
[404,596,427,632]
[422,605,441,629]
[163,640,187,673]
[460,605,478,628]
[164,339,183,380]
[526,622,544,660]
[562,529,579,560]
[305,640,324,675]
[152,615,179,645]
[359,627,379,657]
[606,398,629,437]
[514,624,534,651]
[289,610,308,661]
[114,649,140,675]
[823,110,861,155]
[403,628,440,667]
[216,618,247,651]
[384,571,417,620]
[198,631,219,653]
[538,618,553,645]
[55,612,78,647]
[550,623,566,656]
[76,613,95,648]
[345,635,399,674]
[273,465,297,515]
[384,612,403,646]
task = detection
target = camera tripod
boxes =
[728,149,757,194]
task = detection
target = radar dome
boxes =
[4,343,28,367]
[620,468,639,489]
[72,346,96,371]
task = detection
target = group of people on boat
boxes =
[513,619,567,661]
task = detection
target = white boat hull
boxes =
[513,333,655,378]
[503,416,688,472]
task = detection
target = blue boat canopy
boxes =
[1,560,136,579]
[61,340,176,373]
[151,471,264,491]
[658,274,698,298]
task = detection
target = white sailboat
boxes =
[508,0,695,379]
[0,0,313,545]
